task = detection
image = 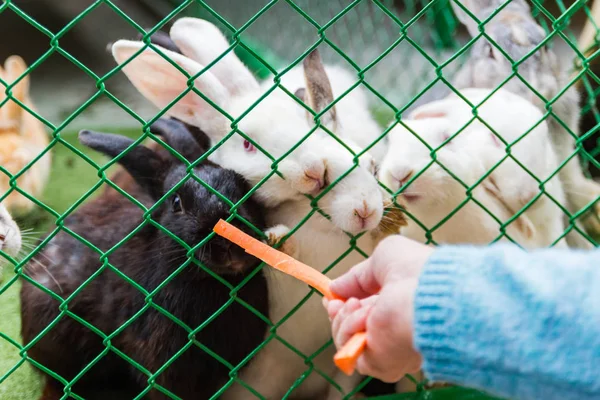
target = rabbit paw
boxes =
[581,199,600,236]
[566,179,600,236]
[265,224,299,258]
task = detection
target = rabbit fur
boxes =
[20,119,273,400]
[0,56,51,215]
[0,203,21,282]
[112,19,387,399]
[379,88,568,249]
[450,0,598,247]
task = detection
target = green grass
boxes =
[0,127,141,400]
[15,128,143,234]
[0,268,42,400]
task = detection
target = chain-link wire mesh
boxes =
[0,0,599,399]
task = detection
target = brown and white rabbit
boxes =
[379,88,569,249]
[112,20,388,399]
[20,119,274,400]
[450,0,599,246]
[0,56,50,214]
[0,203,21,282]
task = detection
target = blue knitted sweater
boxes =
[414,245,600,400]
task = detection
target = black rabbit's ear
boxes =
[137,30,182,54]
[79,130,166,200]
[150,118,207,162]
[175,118,212,151]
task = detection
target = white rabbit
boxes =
[450,0,599,247]
[272,63,387,163]
[0,203,22,282]
[112,18,386,399]
[379,88,568,249]
[167,18,386,163]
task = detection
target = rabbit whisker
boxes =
[29,258,63,294]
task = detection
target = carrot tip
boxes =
[334,357,356,376]
[333,332,367,376]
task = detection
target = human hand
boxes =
[324,235,434,382]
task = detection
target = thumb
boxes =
[331,257,383,299]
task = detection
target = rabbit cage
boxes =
[0,0,600,399]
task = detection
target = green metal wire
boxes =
[0,0,599,399]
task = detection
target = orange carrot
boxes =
[213,219,342,300]
[334,332,367,376]
[213,219,365,375]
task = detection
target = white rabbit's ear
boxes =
[409,100,450,120]
[452,0,531,37]
[302,49,337,129]
[112,40,229,135]
[169,18,259,96]
[451,0,481,36]
[500,0,530,12]
[411,110,448,120]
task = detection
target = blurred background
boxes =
[0,0,593,131]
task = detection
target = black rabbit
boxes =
[20,119,269,400]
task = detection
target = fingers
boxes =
[330,296,378,348]
[330,235,426,299]
[330,258,381,299]
[335,303,372,348]
[331,298,361,342]
[324,298,344,321]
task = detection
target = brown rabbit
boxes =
[0,56,51,214]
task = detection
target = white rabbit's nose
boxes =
[303,161,327,194]
[395,169,414,188]
[353,200,376,229]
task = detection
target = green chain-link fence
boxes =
[1,0,600,399]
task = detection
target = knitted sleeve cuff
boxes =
[413,246,487,383]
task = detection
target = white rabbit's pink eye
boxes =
[243,139,256,153]
[490,133,503,148]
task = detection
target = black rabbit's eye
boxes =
[171,194,184,214]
